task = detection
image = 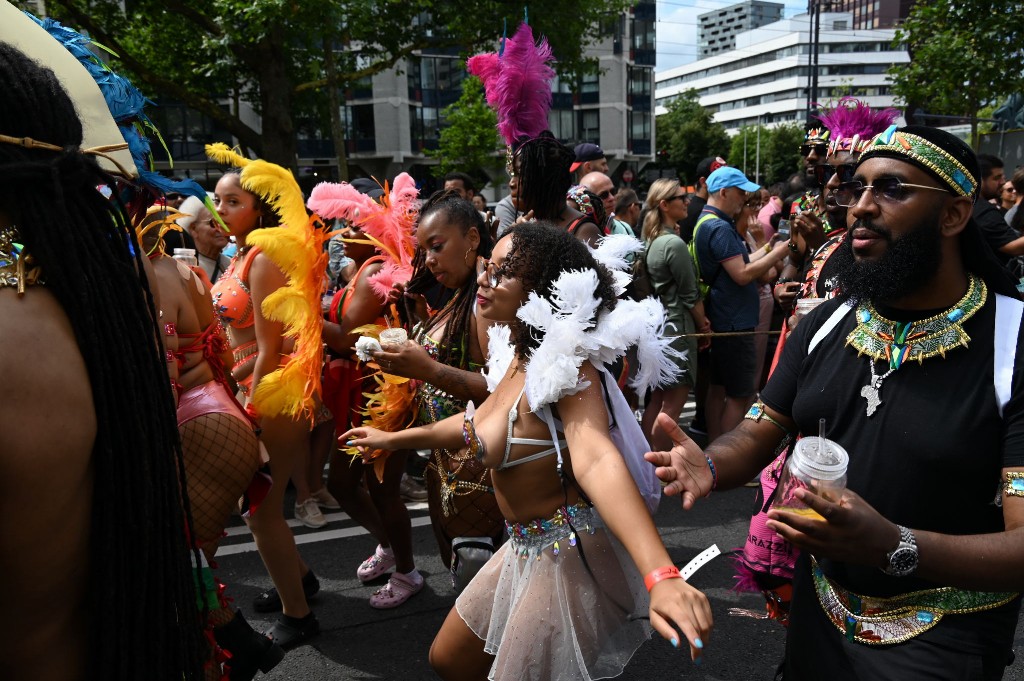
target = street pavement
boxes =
[212,430,1024,680]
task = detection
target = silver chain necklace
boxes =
[860,358,897,417]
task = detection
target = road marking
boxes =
[221,501,429,538]
[217,516,435,556]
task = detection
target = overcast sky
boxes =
[656,0,811,73]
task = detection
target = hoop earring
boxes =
[257,214,263,230]
[465,247,475,267]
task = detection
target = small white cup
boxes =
[379,328,408,348]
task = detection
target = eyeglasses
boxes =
[800,143,828,157]
[667,194,688,203]
[814,162,858,187]
[477,259,510,288]
[598,188,618,200]
[834,179,952,208]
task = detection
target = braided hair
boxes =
[404,190,493,368]
[516,134,575,220]
[0,44,204,680]
[503,221,619,358]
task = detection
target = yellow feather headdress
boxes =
[205,143,326,420]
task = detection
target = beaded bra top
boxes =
[0,224,43,292]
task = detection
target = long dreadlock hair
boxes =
[516,133,575,220]
[404,190,493,369]
[0,43,204,680]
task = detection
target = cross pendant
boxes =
[861,382,882,417]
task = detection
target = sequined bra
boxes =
[211,247,259,329]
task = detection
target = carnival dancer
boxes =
[0,39,205,681]
[307,173,428,607]
[207,145,325,649]
[388,191,504,577]
[648,126,1024,680]
[346,223,713,680]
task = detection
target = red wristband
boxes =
[644,566,682,591]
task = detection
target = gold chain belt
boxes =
[811,557,1017,645]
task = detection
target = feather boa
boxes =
[306,174,419,301]
[467,23,555,147]
[485,234,683,411]
[205,144,325,421]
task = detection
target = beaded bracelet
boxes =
[644,565,682,591]
[704,453,718,492]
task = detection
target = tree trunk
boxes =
[255,27,299,170]
[323,36,350,182]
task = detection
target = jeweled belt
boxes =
[232,340,258,367]
[507,502,597,557]
[811,557,1017,645]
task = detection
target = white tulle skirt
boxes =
[455,504,652,681]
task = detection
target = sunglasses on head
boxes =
[814,163,858,187]
[800,143,827,157]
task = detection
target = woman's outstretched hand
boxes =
[649,578,713,664]
[644,413,715,510]
[341,426,394,454]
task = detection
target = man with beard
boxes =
[647,126,1024,679]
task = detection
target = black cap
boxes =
[571,143,605,172]
[350,177,385,199]
[696,156,728,181]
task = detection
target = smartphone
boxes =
[777,219,791,239]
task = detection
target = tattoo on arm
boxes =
[432,363,488,403]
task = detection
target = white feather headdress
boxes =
[484,234,684,410]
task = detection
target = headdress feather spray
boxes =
[467,22,555,147]
[206,143,325,421]
[306,174,419,300]
[814,97,902,156]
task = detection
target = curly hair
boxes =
[404,189,493,368]
[502,221,619,358]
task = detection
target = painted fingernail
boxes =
[695,657,703,667]
[670,637,678,648]
[694,637,704,649]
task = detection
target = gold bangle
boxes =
[744,401,791,434]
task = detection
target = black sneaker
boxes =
[266,612,320,650]
[252,570,320,613]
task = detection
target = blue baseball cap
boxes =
[706,167,759,194]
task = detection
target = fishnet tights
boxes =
[426,449,505,568]
[180,412,260,550]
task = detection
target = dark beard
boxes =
[833,212,944,303]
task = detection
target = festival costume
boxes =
[454,234,687,680]
[307,173,419,480]
[759,127,1024,679]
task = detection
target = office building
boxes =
[699,1,784,58]
[656,12,908,135]
[828,0,913,30]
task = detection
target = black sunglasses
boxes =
[800,143,827,157]
[814,163,858,187]
[598,188,618,200]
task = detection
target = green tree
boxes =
[656,89,730,184]
[889,0,1024,148]
[728,123,805,186]
[44,0,633,168]
[425,76,501,187]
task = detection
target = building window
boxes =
[344,104,376,153]
[578,110,600,143]
[548,109,575,141]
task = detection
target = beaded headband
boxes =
[804,127,830,144]
[0,133,133,177]
[860,125,977,198]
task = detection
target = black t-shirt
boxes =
[764,294,1024,593]
[763,293,1024,652]
[678,195,707,242]
[974,200,1019,267]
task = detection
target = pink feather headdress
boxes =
[467,22,555,148]
[815,97,902,156]
[307,174,419,301]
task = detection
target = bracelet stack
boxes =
[644,565,682,591]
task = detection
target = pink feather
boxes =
[814,97,901,141]
[369,263,413,302]
[467,23,555,147]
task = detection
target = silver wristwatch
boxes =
[881,524,919,577]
